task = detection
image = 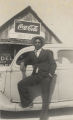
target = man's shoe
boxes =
[29,102,33,108]
[21,100,33,108]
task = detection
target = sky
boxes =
[0,0,73,44]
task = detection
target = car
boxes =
[0,44,73,111]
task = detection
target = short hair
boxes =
[31,36,45,46]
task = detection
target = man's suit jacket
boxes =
[23,49,56,78]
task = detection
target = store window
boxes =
[0,44,27,66]
[0,53,12,66]
[0,44,13,66]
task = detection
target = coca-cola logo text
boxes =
[15,21,40,34]
[18,24,38,32]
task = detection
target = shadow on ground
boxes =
[1,107,73,119]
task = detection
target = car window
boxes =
[57,50,73,65]
[16,52,30,65]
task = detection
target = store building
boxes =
[0,6,62,65]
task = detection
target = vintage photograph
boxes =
[0,0,73,120]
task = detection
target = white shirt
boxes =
[34,48,42,57]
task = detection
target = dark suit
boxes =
[18,49,56,111]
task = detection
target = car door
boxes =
[0,53,13,98]
[57,49,73,101]
[10,46,60,104]
[0,68,7,92]
[10,46,34,102]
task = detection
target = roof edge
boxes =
[0,6,62,43]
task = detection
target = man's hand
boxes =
[49,73,57,80]
[49,73,53,80]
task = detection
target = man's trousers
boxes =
[18,74,51,110]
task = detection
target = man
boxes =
[18,36,56,120]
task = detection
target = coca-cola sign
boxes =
[15,21,40,34]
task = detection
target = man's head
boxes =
[31,36,45,50]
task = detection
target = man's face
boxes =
[34,39,42,50]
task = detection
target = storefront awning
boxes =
[0,39,32,45]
